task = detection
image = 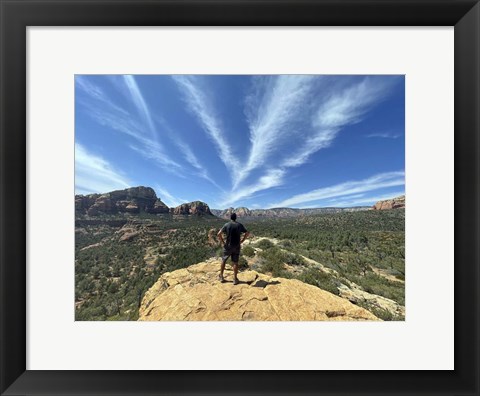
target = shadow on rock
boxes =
[252,279,281,288]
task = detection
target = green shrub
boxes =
[242,245,255,257]
[260,259,286,277]
[356,302,404,321]
[284,252,305,266]
[255,239,274,250]
[356,274,405,305]
[238,256,249,270]
[297,268,340,295]
[75,208,404,320]
[280,240,293,249]
[255,246,284,277]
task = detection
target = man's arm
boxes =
[240,231,250,244]
[217,228,225,245]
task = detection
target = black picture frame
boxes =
[1,1,478,395]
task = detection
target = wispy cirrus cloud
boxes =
[366,132,401,139]
[128,143,184,174]
[84,104,182,170]
[269,171,405,208]
[235,75,316,187]
[76,76,129,116]
[154,185,187,208]
[324,190,405,208]
[75,76,105,101]
[123,75,156,137]
[75,143,132,194]
[172,76,238,180]
[172,141,222,189]
[77,75,221,189]
[76,75,403,209]
[283,77,395,167]
[153,115,224,191]
[76,76,182,172]
[219,169,286,208]
[122,77,221,189]
[231,76,397,202]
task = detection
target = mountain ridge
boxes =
[211,206,370,219]
[75,186,404,219]
[75,186,213,217]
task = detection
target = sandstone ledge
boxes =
[373,195,405,210]
[138,260,379,321]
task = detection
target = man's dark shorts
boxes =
[222,244,241,263]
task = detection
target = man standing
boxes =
[217,213,250,285]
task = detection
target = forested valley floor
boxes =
[75,209,405,321]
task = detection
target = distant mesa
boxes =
[211,206,370,219]
[138,259,380,321]
[372,195,405,210]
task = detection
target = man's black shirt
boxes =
[221,221,248,248]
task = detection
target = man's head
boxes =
[230,213,237,221]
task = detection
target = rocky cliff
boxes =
[138,260,379,321]
[171,201,213,216]
[76,186,169,216]
[373,195,406,210]
[75,187,213,217]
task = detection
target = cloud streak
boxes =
[76,76,183,172]
[231,76,397,201]
[153,115,224,190]
[154,185,187,208]
[269,171,405,208]
[172,76,238,180]
[123,75,156,137]
[77,75,220,188]
[75,75,403,208]
[325,190,405,208]
[219,169,286,207]
[75,143,132,194]
[283,77,394,167]
[236,75,316,187]
[366,132,401,139]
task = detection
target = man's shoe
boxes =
[219,275,225,283]
[233,278,239,285]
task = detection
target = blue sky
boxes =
[75,75,405,209]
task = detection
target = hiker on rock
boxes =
[217,213,250,285]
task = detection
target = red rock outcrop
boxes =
[75,187,169,216]
[372,195,405,210]
[147,199,169,214]
[172,201,213,216]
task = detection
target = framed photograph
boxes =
[1,1,478,395]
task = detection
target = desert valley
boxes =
[75,186,405,321]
